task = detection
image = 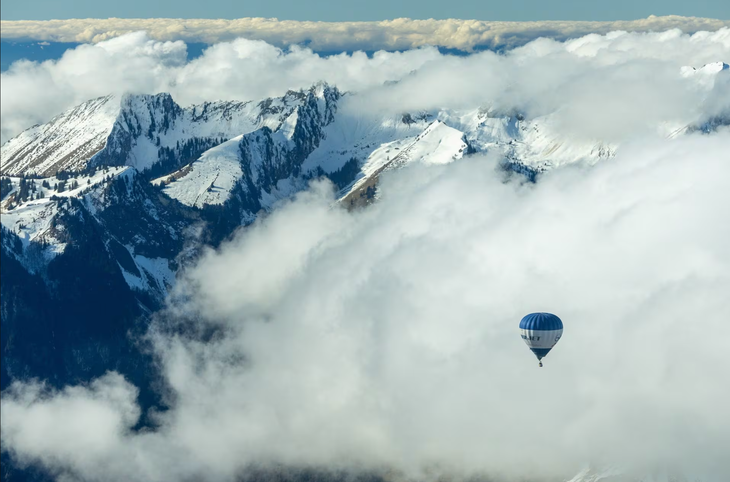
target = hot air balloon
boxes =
[519,312,563,367]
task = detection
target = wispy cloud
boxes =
[1,16,728,51]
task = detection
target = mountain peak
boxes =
[681,61,729,77]
[310,80,337,98]
[1,94,121,176]
[701,61,729,73]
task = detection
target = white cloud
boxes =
[3,131,730,481]
[0,32,190,143]
[0,32,440,143]
[1,16,729,52]
[1,28,728,144]
[0,373,140,476]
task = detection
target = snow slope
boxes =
[118,252,176,296]
[339,120,468,206]
[1,95,120,176]
[157,136,244,208]
[160,84,342,211]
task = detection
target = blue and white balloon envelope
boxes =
[519,312,563,367]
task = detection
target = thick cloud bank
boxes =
[2,27,729,143]
[2,16,729,51]
[2,131,730,482]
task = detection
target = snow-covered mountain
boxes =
[156,83,341,217]
[1,95,120,176]
[3,66,727,293]
[1,84,342,278]
[337,119,471,207]
[680,61,729,78]
[0,87,316,177]
[3,56,728,282]
[0,84,350,418]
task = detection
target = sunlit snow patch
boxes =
[1,95,120,176]
[339,120,468,205]
[158,136,243,208]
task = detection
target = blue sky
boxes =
[2,0,729,21]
